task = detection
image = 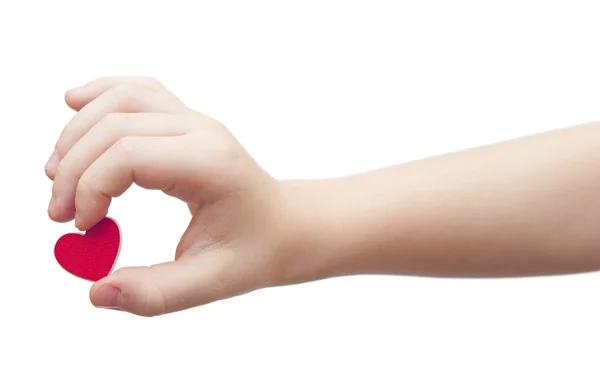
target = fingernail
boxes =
[93,286,121,309]
[74,211,83,229]
[45,150,60,173]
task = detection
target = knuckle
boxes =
[76,172,95,196]
[192,116,240,163]
[113,136,138,158]
[111,83,137,97]
[108,82,162,111]
[94,113,139,143]
[54,158,80,188]
[97,112,124,127]
[109,84,141,105]
[126,289,160,317]
[115,267,168,317]
[146,267,169,316]
[94,113,126,135]
[74,176,95,214]
[214,137,241,164]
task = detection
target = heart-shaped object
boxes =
[54,217,121,282]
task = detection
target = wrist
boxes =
[274,178,368,287]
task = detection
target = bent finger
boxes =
[74,135,202,230]
[47,83,188,181]
[49,113,192,223]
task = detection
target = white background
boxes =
[2,1,600,382]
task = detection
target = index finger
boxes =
[75,135,198,230]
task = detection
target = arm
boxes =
[49,76,600,317]
[277,122,600,285]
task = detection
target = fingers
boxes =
[46,80,188,180]
[49,113,192,223]
[89,251,246,316]
[58,84,186,164]
[65,76,173,112]
[72,135,203,230]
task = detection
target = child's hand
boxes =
[45,76,297,316]
[47,77,600,316]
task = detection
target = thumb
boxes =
[89,252,244,316]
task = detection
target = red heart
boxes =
[54,217,121,282]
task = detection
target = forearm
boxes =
[281,122,600,284]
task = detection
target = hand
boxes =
[46,76,296,316]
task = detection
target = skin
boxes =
[46,76,600,317]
